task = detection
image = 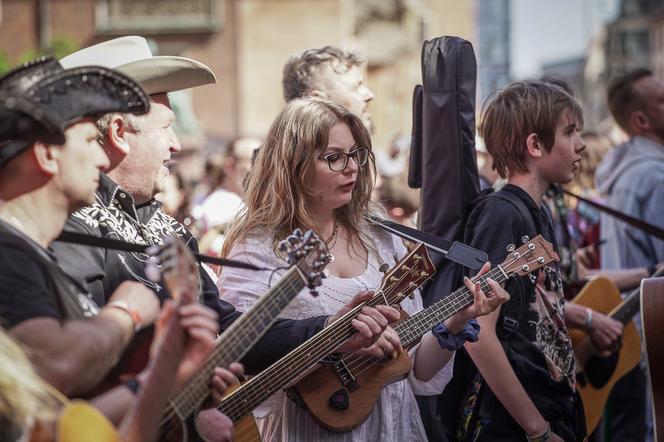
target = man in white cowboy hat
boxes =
[0,57,165,398]
[53,36,397,440]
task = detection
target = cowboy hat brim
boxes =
[116,55,216,95]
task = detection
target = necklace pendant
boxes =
[327,253,335,263]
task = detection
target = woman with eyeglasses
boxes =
[218,97,508,441]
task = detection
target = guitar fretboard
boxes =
[161,266,306,423]
[218,247,433,423]
[396,266,508,347]
[612,265,664,324]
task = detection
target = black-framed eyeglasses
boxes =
[318,147,369,172]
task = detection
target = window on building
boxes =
[96,0,220,33]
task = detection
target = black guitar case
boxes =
[408,36,480,441]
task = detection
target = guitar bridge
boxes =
[326,354,360,392]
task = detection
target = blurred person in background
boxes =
[196,137,260,257]
[158,168,197,235]
[475,133,501,190]
[283,46,375,133]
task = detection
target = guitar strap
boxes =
[564,189,664,241]
[55,230,269,271]
[367,215,487,269]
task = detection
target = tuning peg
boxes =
[521,264,530,272]
[529,273,537,283]
[506,244,515,252]
[278,240,290,252]
[379,263,390,275]
[521,236,530,244]
[537,257,545,264]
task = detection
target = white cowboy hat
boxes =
[59,36,215,95]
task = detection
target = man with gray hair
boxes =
[283,46,375,132]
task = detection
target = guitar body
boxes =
[226,382,262,442]
[641,277,664,442]
[234,415,261,442]
[293,349,412,432]
[570,277,641,434]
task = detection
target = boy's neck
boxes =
[506,173,550,206]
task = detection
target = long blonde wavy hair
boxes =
[0,330,62,434]
[222,97,380,258]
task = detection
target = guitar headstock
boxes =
[377,243,436,305]
[146,236,200,305]
[498,235,558,279]
[278,229,329,295]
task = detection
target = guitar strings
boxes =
[159,267,306,431]
[163,242,543,430]
[341,262,523,377]
[216,252,428,421]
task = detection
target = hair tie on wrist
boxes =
[432,319,480,351]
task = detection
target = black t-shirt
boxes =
[0,222,99,328]
[439,185,579,441]
[463,185,574,391]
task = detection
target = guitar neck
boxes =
[397,265,509,348]
[611,266,664,324]
[164,266,306,420]
[218,262,432,423]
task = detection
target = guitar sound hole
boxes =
[329,388,350,410]
[585,352,619,389]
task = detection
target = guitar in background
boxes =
[571,266,664,433]
[641,277,664,442]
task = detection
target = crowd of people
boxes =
[0,33,662,442]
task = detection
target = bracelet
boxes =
[584,307,593,332]
[107,300,142,331]
[124,377,141,395]
[431,319,480,351]
[526,422,551,442]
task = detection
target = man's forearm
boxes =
[12,314,132,396]
[465,331,548,436]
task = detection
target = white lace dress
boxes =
[217,229,453,442]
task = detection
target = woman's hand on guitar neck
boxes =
[326,290,401,353]
[357,326,403,359]
[445,262,510,334]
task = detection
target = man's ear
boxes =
[629,110,651,133]
[31,142,60,176]
[525,133,544,159]
[107,115,131,155]
[309,89,327,99]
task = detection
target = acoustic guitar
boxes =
[641,277,664,442]
[295,235,557,431]
[156,229,328,441]
[571,266,664,434]
[29,236,198,442]
[218,242,436,442]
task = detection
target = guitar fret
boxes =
[218,243,438,423]
[168,266,306,418]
